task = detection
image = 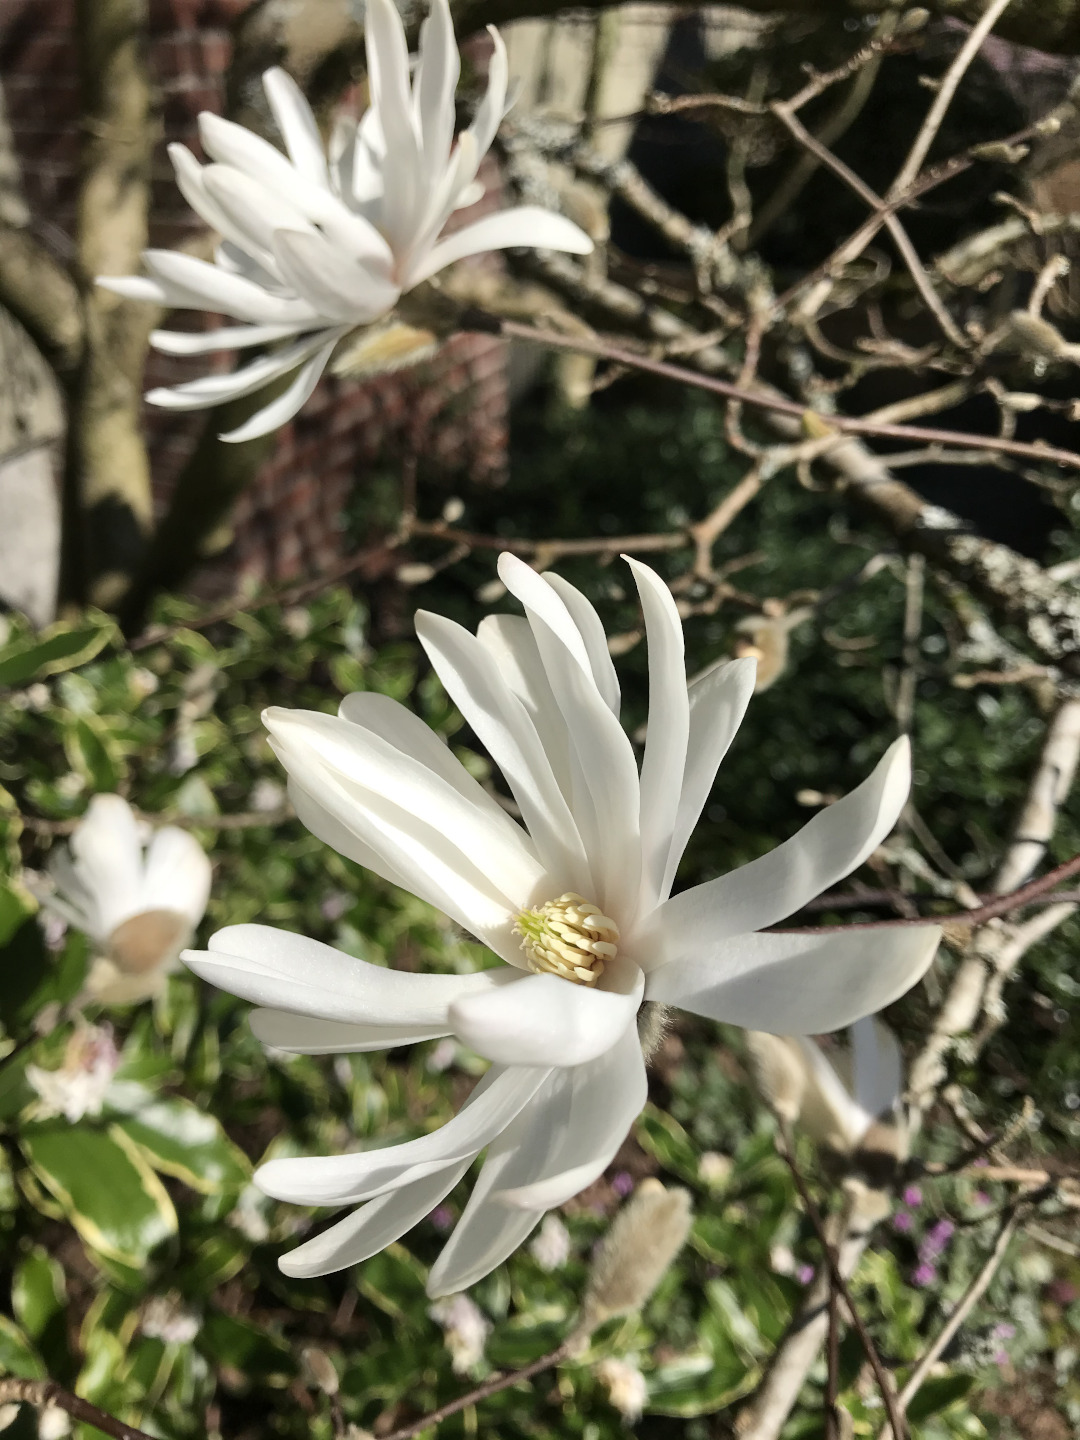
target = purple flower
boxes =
[911,1262,937,1287]
[919,1219,955,1262]
[611,1171,634,1198]
[796,1264,815,1285]
[892,1210,913,1233]
[320,892,349,922]
[991,1322,1016,1341]
[428,1205,454,1233]
[902,1185,923,1208]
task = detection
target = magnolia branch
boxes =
[380,1342,573,1440]
[0,1379,155,1440]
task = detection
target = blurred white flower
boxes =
[26,1023,119,1123]
[37,795,211,1005]
[747,1017,904,1154]
[596,1357,647,1423]
[251,777,287,813]
[98,0,591,443]
[37,1407,71,1440]
[529,1212,571,1271]
[184,554,938,1294]
[229,1183,272,1243]
[428,1292,491,1373]
[140,1294,200,1344]
[697,1151,732,1188]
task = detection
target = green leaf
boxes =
[907,1372,977,1423]
[12,1248,65,1340]
[0,1314,45,1378]
[20,1123,178,1267]
[197,1313,292,1387]
[0,616,114,690]
[635,1103,700,1183]
[113,1097,251,1194]
[0,882,36,949]
[63,716,122,792]
[646,1350,755,1417]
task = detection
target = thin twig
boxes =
[0,1379,156,1440]
[380,1342,572,1440]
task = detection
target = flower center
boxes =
[513,893,619,987]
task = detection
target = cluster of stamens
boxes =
[514,893,619,987]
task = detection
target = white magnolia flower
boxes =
[40,795,212,1004]
[140,1295,200,1345]
[98,0,591,442]
[428,1292,491,1373]
[26,1022,120,1123]
[596,1357,648,1423]
[183,553,939,1295]
[747,1017,904,1154]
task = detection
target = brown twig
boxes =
[380,1342,573,1440]
[0,1378,156,1440]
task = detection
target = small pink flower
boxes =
[911,1262,937,1287]
[892,1210,913,1233]
[902,1185,923,1207]
[796,1264,815,1285]
[611,1171,634,1198]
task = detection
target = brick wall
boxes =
[0,0,509,595]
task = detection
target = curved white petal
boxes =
[542,572,620,716]
[794,1036,872,1149]
[414,0,459,183]
[263,67,329,186]
[145,329,337,412]
[627,558,690,916]
[250,1009,451,1053]
[850,1016,903,1121]
[97,276,171,306]
[255,1064,550,1205]
[264,706,543,906]
[68,795,146,936]
[449,967,644,1068]
[167,144,272,262]
[641,736,912,961]
[427,1027,646,1295]
[364,0,422,248]
[141,249,318,325]
[409,206,593,286]
[272,229,399,325]
[644,923,940,1035]
[280,1160,471,1278]
[460,26,508,173]
[149,322,303,355]
[202,164,315,264]
[658,657,757,901]
[477,614,574,803]
[197,112,346,225]
[218,338,339,442]
[185,922,515,1023]
[139,827,211,926]
[415,610,590,891]
[497,554,641,921]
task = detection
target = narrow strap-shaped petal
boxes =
[140,828,211,927]
[255,1064,550,1205]
[280,1160,471,1278]
[198,112,346,225]
[167,144,277,267]
[250,1009,451,1054]
[542,571,620,715]
[627,558,690,916]
[414,0,459,183]
[145,330,335,411]
[364,0,422,249]
[476,615,574,802]
[202,164,315,265]
[644,923,940,1035]
[459,26,508,174]
[449,967,644,1068]
[263,67,329,186]
[150,322,303,355]
[272,229,399,324]
[218,338,340,442]
[658,657,757,902]
[498,553,641,921]
[641,736,913,958]
[415,611,590,892]
[140,249,319,325]
[408,206,593,286]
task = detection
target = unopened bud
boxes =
[301,1346,340,1396]
[573,1179,692,1345]
[745,1031,806,1124]
[896,7,929,34]
[397,563,436,586]
[442,497,465,524]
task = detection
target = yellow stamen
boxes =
[514,892,619,987]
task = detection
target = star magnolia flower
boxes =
[183,553,939,1295]
[748,1017,903,1154]
[26,1022,120,1123]
[97,0,591,442]
[41,795,212,1004]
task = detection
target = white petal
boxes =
[427,1027,646,1294]
[139,827,211,927]
[150,322,303,355]
[477,614,574,802]
[167,144,267,260]
[626,559,690,916]
[498,554,641,922]
[794,1036,871,1149]
[409,206,593,285]
[198,112,344,224]
[461,26,508,169]
[250,1009,451,1053]
[449,968,644,1068]
[263,67,329,186]
[68,795,145,936]
[218,338,338,442]
[642,736,912,960]
[644,923,940,1034]
[659,657,757,900]
[364,0,422,248]
[145,330,336,411]
[415,611,590,892]
[265,707,543,906]
[96,276,170,305]
[272,228,399,324]
[201,164,315,264]
[141,248,318,324]
[255,1064,549,1204]
[850,1017,903,1120]
[280,1160,471,1278]
[184,922,515,1025]
[414,0,459,182]
[542,572,620,715]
